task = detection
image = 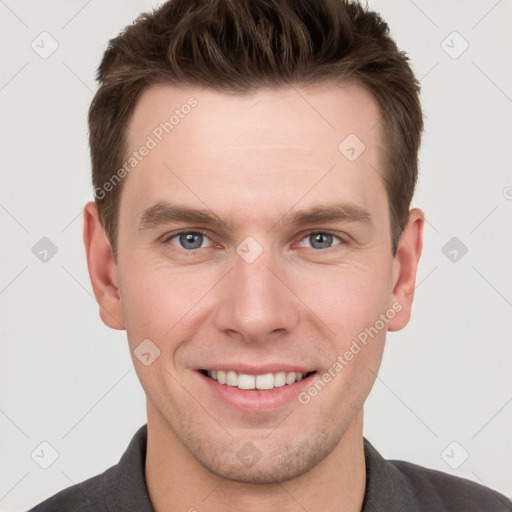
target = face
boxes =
[95,83,418,484]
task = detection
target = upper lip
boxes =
[198,364,315,375]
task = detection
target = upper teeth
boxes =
[207,370,306,390]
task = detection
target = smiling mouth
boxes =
[200,369,316,390]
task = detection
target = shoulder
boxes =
[27,424,152,512]
[391,457,512,511]
[363,438,512,511]
[26,465,116,512]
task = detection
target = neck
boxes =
[145,405,366,512]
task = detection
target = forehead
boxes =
[121,82,386,225]
[126,82,382,154]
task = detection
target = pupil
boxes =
[311,233,332,249]
[180,232,202,249]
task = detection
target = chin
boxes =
[197,441,331,484]
[178,416,346,485]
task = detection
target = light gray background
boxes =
[1,1,511,510]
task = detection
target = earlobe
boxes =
[83,201,125,330]
[387,208,424,332]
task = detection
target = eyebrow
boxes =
[287,203,372,227]
[137,201,372,232]
[138,202,228,231]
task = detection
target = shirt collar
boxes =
[105,424,416,511]
[361,437,419,511]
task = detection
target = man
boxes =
[28,0,511,510]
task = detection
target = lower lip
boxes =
[198,371,316,412]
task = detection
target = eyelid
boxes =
[161,228,349,251]
[161,228,217,249]
[295,230,346,249]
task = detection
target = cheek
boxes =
[117,262,219,346]
[290,260,392,342]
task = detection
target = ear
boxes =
[83,201,125,330]
[387,208,424,332]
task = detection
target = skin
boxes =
[83,83,424,512]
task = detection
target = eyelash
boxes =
[161,229,217,250]
[161,229,346,252]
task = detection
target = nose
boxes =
[211,248,300,344]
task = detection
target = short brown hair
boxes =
[89,0,423,261]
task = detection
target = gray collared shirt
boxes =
[28,424,512,511]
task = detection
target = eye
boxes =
[165,230,214,250]
[297,232,343,250]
